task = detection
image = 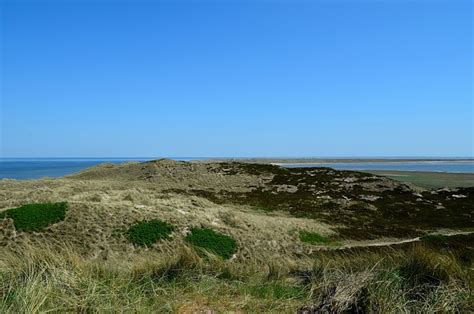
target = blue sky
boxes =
[1,0,472,158]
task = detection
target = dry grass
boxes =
[0,240,471,313]
[0,177,335,260]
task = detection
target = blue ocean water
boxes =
[0,158,198,180]
[0,158,473,180]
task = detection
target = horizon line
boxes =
[1,156,473,160]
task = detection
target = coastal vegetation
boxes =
[299,231,340,246]
[185,228,237,259]
[127,220,174,247]
[0,202,68,232]
[0,160,472,311]
[0,235,471,312]
[165,164,472,240]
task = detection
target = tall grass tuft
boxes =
[0,240,471,312]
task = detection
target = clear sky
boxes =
[1,0,472,158]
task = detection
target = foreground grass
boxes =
[0,237,472,313]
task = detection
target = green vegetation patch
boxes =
[299,231,340,246]
[246,283,306,300]
[185,228,237,259]
[127,220,174,247]
[0,202,68,232]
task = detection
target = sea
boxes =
[0,158,193,180]
[0,158,473,180]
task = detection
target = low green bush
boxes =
[299,231,340,246]
[0,202,68,232]
[127,220,174,246]
[185,228,237,259]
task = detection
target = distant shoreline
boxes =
[274,160,474,166]
[2,157,473,164]
[208,158,474,164]
[1,158,473,180]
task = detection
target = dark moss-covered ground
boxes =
[166,163,473,240]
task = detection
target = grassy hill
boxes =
[0,160,472,312]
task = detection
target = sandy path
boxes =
[321,231,473,251]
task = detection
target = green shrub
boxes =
[299,231,340,246]
[185,228,237,259]
[127,220,174,247]
[0,202,68,232]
